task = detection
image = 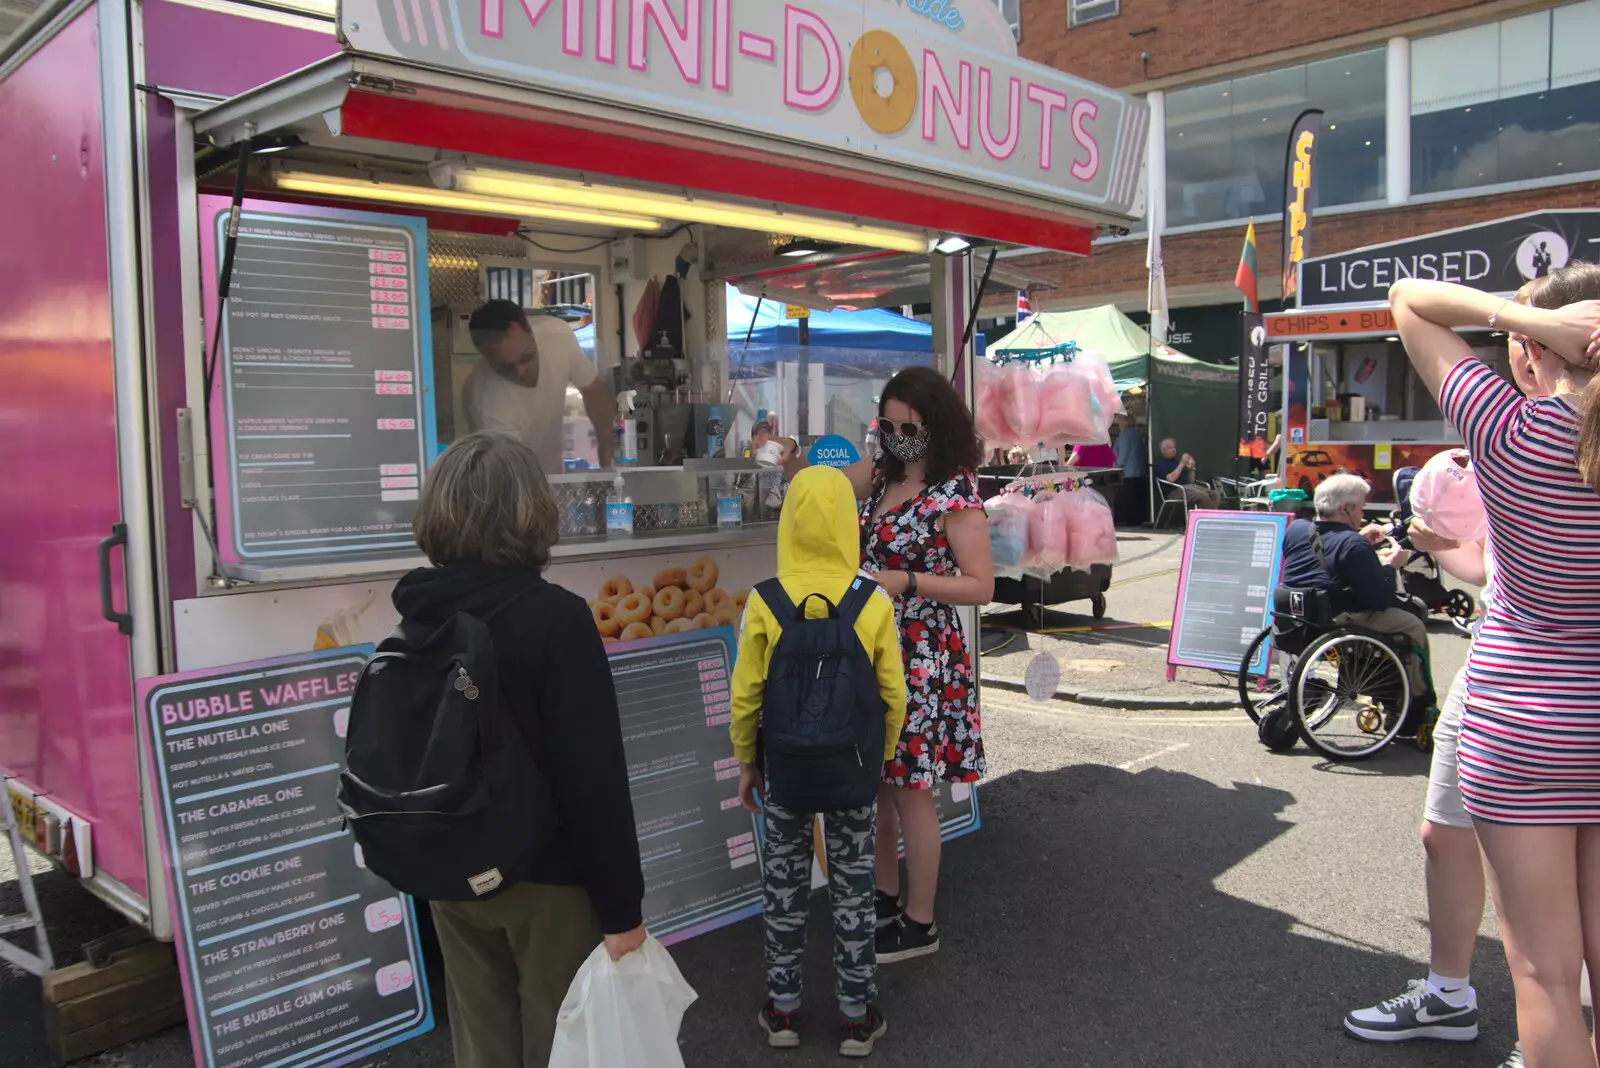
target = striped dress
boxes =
[1443,361,1600,823]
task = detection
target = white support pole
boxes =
[1386,36,1411,206]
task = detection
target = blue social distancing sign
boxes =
[808,435,860,469]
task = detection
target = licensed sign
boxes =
[139,648,434,1068]
[1167,511,1290,674]
[1298,209,1600,307]
[340,0,1150,218]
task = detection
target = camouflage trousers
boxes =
[762,801,878,1009]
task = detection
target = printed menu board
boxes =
[611,629,765,943]
[1167,511,1291,673]
[139,648,433,1068]
[200,197,435,568]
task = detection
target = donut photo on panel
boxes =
[849,29,918,135]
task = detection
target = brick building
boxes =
[981,0,1600,362]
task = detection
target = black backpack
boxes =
[756,576,886,813]
[337,595,553,901]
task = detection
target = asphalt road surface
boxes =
[3,534,1511,1067]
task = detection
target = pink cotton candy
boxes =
[975,361,1019,445]
[1409,449,1488,544]
[1031,492,1074,574]
[1061,489,1118,570]
[1023,491,1057,573]
[1037,360,1116,447]
[999,363,1043,443]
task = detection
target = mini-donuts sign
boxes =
[341,0,1148,216]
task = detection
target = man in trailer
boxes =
[463,299,616,470]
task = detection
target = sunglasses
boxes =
[875,418,925,438]
[1510,333,1546,360]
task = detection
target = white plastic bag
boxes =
[548,936,698,1068]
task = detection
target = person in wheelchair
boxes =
[1279,473,1436,713]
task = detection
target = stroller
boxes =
[1386,467,1478,635]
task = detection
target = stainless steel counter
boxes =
[210,523,779,590]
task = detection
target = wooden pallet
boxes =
[42,940,186,1063]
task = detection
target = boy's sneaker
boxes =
[1343,978,1478,1042]
[838,1006,887,1058]
[1498,1044,1522,1068]
[876,918,939,963]
[874,890,902,930]
[759,1000,800,1049]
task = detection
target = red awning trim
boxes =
[337,92,1095,256]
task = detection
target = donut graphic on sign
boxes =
[849,29,918,134]
[1516,232,1570,280]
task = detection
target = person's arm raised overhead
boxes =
[1389,279,1600,398]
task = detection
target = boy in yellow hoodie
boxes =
[731,466,907,1059]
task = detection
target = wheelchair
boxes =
[1237,586,1431,761]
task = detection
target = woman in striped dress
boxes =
[1391,268,1600,1068]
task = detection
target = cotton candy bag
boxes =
[1061,489,1118,570]
[985,494,1030,577]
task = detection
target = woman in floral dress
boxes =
[766,366,994,964]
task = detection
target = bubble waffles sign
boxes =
[339,0,1148,216]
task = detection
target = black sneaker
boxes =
[759,1000,800,1049]
[874,889,902,930]
[838,1005,887,1058]
[876,918,939,963]
[1342,978,1478,1042]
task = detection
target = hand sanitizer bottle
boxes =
[605,473,634,538]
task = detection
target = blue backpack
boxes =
[755,576,887,813]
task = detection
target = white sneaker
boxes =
[1343,978,1479,1042]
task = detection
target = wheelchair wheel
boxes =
[1237,627,1290,726]
[1444,589,1477,635]
[1291,629,1412,761]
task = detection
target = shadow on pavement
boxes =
[672,761,1512,1067]
[4,758,1510,1067]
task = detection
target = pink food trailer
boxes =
[1,0,1146,1059]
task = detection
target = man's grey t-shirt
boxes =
[462,314,596,471]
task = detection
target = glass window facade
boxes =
[1164,49,1387,228]
[1411,0,1600,194]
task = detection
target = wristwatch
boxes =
[905,572,919,597]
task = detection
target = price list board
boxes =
[138,648,433,1068]
[608,629,764,943]
[200,198,436,569]
[1167,511,1291,674]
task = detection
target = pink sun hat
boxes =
[1409,449,1488,543]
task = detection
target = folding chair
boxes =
[1154,479,1190,529]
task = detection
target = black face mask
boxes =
[881,426,931,462]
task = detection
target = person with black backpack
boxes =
[339,433,645,1068]
[729,466,908,1059]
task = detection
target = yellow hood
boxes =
[777,466,861,581]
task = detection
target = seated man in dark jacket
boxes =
[1281,473,1434,705]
